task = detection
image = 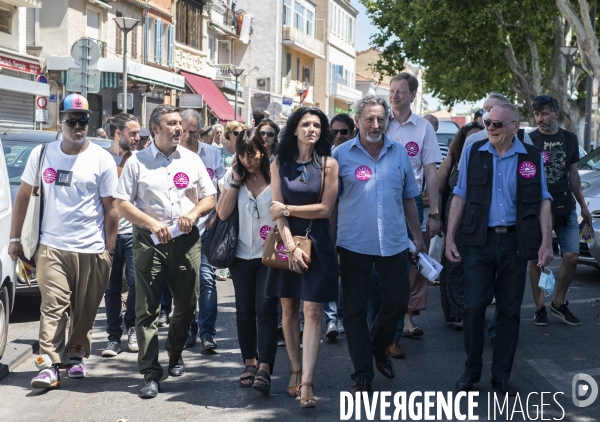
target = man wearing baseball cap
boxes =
[9,93,119,389]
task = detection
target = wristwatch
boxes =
[10,238,21,243]
[428,213,441,220]
[283,205,290,217]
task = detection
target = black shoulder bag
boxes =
[204,203,239,268]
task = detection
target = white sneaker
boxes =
[128,327,139,352]
[31,354,61,388]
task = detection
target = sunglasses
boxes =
[332,129,350,136]
[260,131,275,138]
[483,119,516,129]
[475,109,484,116]
[233,130,241,136]
[534,95,559,110]
[249,197,260,219]
[297,163,308,184]
[62,118,89,128]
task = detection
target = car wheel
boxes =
[0,285,9,358]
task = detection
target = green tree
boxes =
[361,0,586,133]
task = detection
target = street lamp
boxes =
[560,45,593,152]
[231,67,245,121]
[114,17,140,113]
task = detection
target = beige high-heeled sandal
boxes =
[286,369,302,397]
[299,382,316,408]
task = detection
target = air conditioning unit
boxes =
[256,77,271,91]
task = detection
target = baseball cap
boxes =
[60,93,91,114]
[139,127,151,138]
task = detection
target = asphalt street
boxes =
[0,256,599,422]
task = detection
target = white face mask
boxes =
[538,267,555,296]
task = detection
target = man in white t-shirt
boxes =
[179,109,225,350]
[102,113,141,358]
[114,105,216,398]
[8,93,118,389]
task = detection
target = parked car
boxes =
[0,130,111,294]
[436,120,460,146]
[0,136,16,359]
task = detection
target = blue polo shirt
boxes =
[454,137,552,227]
[333,134,420,256]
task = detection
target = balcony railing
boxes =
[216,63,233,78]
[283,26,324,58]
[87,38,107,58]
[210,1,239,37]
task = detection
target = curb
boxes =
[0,326,39,382]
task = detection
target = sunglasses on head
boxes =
[332,129,350,136]
[475,109,484,116]
[483,119,516,129]
[297,163,309,184]
[260,131,275,138]
[534,95,559,110]
[61,118,89,128]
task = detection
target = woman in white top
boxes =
[216,129,278,395]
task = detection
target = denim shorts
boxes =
[554,209,580,255]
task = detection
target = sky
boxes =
[352,1,482,114]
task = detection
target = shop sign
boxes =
[0,55,41,75]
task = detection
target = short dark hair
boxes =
[149,104,180,135]
[533,95,560,113]
[235,129,271,184]
[276,107,332,166]
[107,113,138,138]
[390,72,418,92]
[330,113,355,131]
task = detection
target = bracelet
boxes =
[10,238,21,243]
[229,183,241,190]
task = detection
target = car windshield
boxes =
[577,147,600,171]
[436,133,454,146]
[2,140,38,185]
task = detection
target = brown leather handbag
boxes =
[262,156,326,271]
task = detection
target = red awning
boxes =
[181,71,244,123]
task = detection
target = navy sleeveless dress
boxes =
[264,158,339,303]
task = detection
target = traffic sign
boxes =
[36,96,48,109]
[117,93,134,110]
[66,68,101,93]
[70,38,100,67]
[36,75,48,84]
[35,110,48,122]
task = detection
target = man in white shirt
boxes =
[115,105,216,398]
[179,108,225,350]
[9,93,118,389]
[102,113,141,358]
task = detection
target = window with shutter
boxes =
[0,7,10,35]
[115,24,122,55]
[86,11,100,40]
[26,8,35,45]
[154,19,162,63]
[131,28,138,59]
[167,24,174,67]
[144,14,150,62]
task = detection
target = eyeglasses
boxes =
[61,118,89,128]
[297,163,308,184]
[483,119,517,129]
[233,130,241,136]
[249,197,259,219]
[260,131,275,138]
[332,129,350,136]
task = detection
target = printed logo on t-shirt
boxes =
[277,242,288,261]
[541,150,550,165]
[355,165,372,181]
[42,168,57,184]
[55,170,73,187]
[405,141,419,156]
[260,225,272,240]
[518,161,537,179]
[173,172,189,188]
[206,168,215,179]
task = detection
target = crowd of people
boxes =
[6,71,592,406]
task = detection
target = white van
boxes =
[0,136,16,359]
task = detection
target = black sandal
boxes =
[239,365,257,387]
[252,370,271,394]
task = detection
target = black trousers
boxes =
[339,247,410,382]
[462,231,528,380]
[229,257,279,371]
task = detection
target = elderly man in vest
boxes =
[445,103,553,396]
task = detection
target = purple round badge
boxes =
[541,151,550,165]
[173,172,189,188]
[405,141,419,157]
[355,165,372,181]
[518,161,537,179]
[206,168,215,179]
[277,242,289,261]
[43,168,57,184]
[260,225,272,240]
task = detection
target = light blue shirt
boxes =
[333,134,420,257]
[454,137,552,227]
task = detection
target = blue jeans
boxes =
[104,233,135,342]
[323,283,343,325]
[367,194,423,337]
[190,230,218,339]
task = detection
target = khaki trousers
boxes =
[36,244,112,364]
[133,226,201,381]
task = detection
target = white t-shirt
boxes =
[385,111,442,188]
[22,141,118,253]
[223,169,273,260]
[108,150,134,235]
[195,142,225,236]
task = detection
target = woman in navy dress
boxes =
[266,107,339,409]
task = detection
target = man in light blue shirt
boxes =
[333,95,426,394]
